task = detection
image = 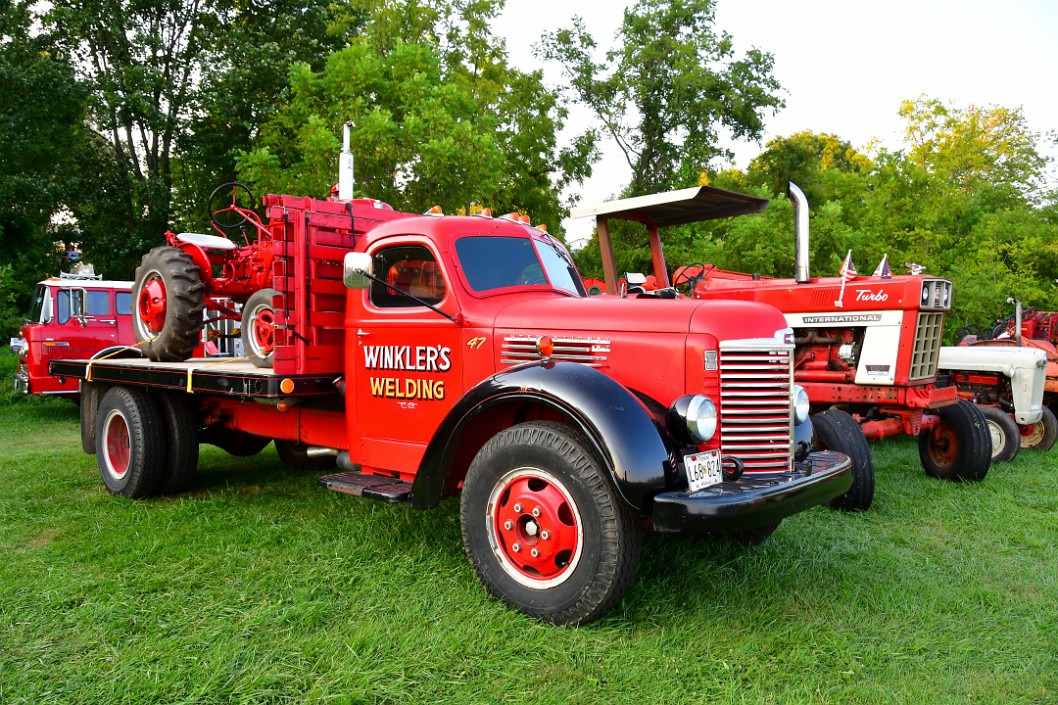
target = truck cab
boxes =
[12,270,135,396]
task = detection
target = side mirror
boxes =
[344,252,373,290]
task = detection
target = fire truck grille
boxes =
[719,343,793,472]
[909,312,944,381]
[501,336,610,366]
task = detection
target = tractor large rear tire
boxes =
[979,405,1020,463]
[1020,406,1057,451]
[812,410,875,511]
[132,246,206,362]
[918,400,991,482]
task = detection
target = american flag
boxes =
[839,250,857,282]
[872,254,892,279]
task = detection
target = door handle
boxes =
[356,329,371,337]
[100,319,116,324]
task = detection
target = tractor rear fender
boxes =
[410,361,673,512]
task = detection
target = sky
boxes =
[493,0,1058,245]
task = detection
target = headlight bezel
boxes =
[792,384,810,425]
[666,394,718,445]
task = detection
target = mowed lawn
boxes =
[1,361,1056,703]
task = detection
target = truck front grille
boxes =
[909,312,944,381]
[718,341,793,472]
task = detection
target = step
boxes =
[318,471,412,503]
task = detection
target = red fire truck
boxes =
[11,268,136,397]
[572,183,991,512]
[51,170,852,625]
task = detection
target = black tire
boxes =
[812,409,875,511]
[200,426,272,456]
[94,387,166,498]
[1020,406,1057,451]
[156,392,200,494]
[918,400,991,482]
[460,421,642,626]
[979,405,1020,463]
[242,288,278,368]
[132,246,206,362]
[275,440,335,470]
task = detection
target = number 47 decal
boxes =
[466,337,487,350]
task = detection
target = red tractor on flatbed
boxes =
[572,183,991,511]
[52,162,854,625]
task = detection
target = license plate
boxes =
[685,449,722,492]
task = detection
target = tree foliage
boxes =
[538,0,783,197]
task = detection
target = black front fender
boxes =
[410,361,673,512]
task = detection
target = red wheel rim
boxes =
[137,275,168,333]
[103,411,131,479]
[252,307,274,354]
[928,423,959,468]
[488,468,582,588]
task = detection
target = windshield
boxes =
[455,235,584,296]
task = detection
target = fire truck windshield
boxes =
[455,235,584,297]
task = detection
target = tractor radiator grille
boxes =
[909,312,945,381]
[718,342,793,472]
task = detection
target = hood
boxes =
[493,295,789,342]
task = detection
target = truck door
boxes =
[351,241,463,474]
[53,287,119,357]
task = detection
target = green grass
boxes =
[2,351,1056,704]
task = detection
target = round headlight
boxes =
[667,394,718,444]
[921,285,930,304]
[792,385,810,425]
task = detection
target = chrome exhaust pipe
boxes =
[338,121,354,201]
[787,182,810,284]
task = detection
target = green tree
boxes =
[0,1,88,334]
[538,0,783,197]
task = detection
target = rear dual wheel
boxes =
[918,400,991,482]
[460,421,641,626]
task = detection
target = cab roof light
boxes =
[424,205,444,216]
[475,208,493,218]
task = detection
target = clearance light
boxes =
[475,208,493,218]
[424,205,444,216]
[535,223,548,232]
[535,335,554,361]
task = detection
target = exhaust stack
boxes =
[787,182,810,284]
[338,122,354,201]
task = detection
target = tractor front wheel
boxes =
[242,288,278,368]
[132,247,206,361]
[1020,406,1057,451]
[980,406,1020,463]
[812,409,875,511]
[918,400,991,482]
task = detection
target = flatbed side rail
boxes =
[50,358,339,398]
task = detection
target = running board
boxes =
[318,471,412,503]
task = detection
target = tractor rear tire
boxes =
[132,247,206,362]
[242,288,278,368]
[918,400,991,482]
[979,405,1020,463]
[812,410,875,511]
[1020,406,1057,451]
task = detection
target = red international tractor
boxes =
[573,183,991,511]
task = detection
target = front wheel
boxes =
[979,406,1020,462]
[812,409,875,511]
[460,421,641,626]
[132,247,206,362]
[1020,406,1057,451]
[918,400,991,482]
[242,288,278,368]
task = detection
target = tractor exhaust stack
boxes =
[339,122,354,201]
[788,182,810,284]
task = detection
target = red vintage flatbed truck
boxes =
[52,186,852,625]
